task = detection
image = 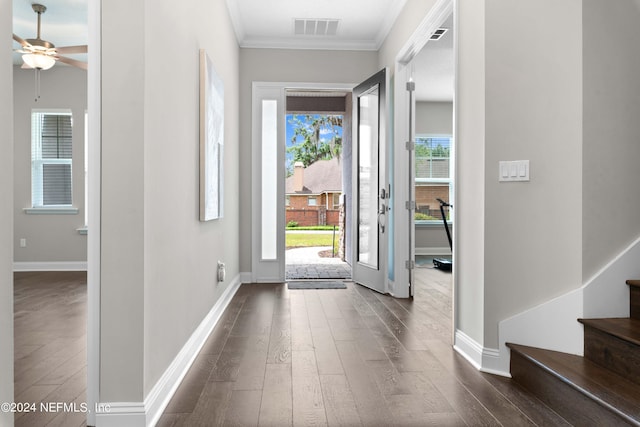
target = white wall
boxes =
[142,0,240,396]
[238,48,378,272]
[100,0,145,401]
[100,0,241,407]
[1,0,15,424]
[416,101,452,135]
[454,0,487,346]
[583,0,640,280]
[13,66,87,265]
[483,0,582,349]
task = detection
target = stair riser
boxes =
[631,287,640,320]
[584,326,640,386]
[510,351,632,426]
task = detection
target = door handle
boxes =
[378,202,386,233]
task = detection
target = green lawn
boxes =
[286,233,339,251]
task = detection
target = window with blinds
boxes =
[414,136,453,223]
[31,110,73,207]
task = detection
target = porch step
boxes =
[579,317,640,386]
[507,343,640,426]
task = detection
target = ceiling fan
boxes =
[13,3,87,71]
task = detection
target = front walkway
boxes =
[285,246,351,280]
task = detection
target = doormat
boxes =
[287,281,347,290]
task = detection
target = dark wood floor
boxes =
[158,267,570,427]
[13,268,570,427]
[13,271,87,427]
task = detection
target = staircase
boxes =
[507,280,640,426]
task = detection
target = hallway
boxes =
[13,269,571,426]
[158,268,568,426]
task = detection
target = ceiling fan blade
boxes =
[13,33,30,48]
[56,45,88,55]
[56,56,88,70]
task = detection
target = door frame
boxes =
[87,0,101,423]
[251,82,354,283]
[392,0,454,300]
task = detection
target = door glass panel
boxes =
[357,86,379,268]
[261,100,278,260]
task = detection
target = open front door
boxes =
[352,69,389,294]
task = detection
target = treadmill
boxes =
[432,198,452,271]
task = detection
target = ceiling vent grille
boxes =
[430,28,448,41]
[294,19,339,36]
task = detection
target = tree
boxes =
[415,137,450,159]
[287,114,342,174]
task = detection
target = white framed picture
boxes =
[199,49,224,221]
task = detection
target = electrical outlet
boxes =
[20,238,26,248]
[217,261,226,283]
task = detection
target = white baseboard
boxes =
[480,347,510,377]
[453,329,483,370]
[415,247,451,256]
[95,274,242,427]
[94,403,146,427]
[453,330,510,377]
[13,261,88,271]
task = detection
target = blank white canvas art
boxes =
[200,49,224,221]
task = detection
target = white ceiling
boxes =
[226,0,407,50]
[11,0,453,101]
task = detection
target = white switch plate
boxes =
[499,160,529,182]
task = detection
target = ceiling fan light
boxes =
[22,53,55,70]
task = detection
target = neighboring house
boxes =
[285,158,342,226]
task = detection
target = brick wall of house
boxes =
[287,192,341,226]
[326,210,340,225]
[416,185,450,219]
[286,208,341,226]
[288,195,311,209]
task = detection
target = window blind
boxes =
[32,111,73,207]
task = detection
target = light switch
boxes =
[501,162,509,178]
[518,160,529,178]
[499,160,530,182]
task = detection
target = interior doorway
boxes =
[389,0,453,299]
[284,90,352,282]
[409,12,455,272]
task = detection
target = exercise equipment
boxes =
[433,198,452,271]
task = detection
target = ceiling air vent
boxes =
[430,28,448,40]
[294,19,339,36]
